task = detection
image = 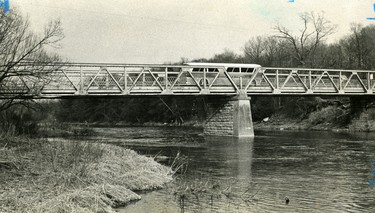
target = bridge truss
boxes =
[1,63,375,98]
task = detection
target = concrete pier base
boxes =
[204,93,254,137]
[233,96,254,137]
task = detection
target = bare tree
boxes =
[209,49,241,63]
[274,12,336,67]
[243,36,290,67]
[243,36,265,64]
[340,24,375,70]
[0,9,64,111]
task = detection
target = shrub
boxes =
[0,105,44,136]
[308,106,349,126]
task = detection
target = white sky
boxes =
[10,0,375,63]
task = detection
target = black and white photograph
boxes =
[1,0,375,212]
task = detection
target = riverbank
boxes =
[254,105,375,132]
[40,102,375,135]
[254,117,349,132]
[0,137,173,212]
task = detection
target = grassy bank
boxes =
[0,137,172,212]
[254,105,351,132]
[254,104,375,132]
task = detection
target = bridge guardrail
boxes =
[1,63,375,98]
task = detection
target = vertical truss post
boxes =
[165,67,168,90]
[199,67,210,94]
[339,71,343,93]
[79,66,84,94]
[142,68,146,86]
[161,67,173,94]
[123,67,128,94]
[240,67,243,89]
[306,70,313,94]
[105,68,109,88]
[276,69,279,89]
[203,68,207,89]
[367,72,372,93]
[124,67,127,90]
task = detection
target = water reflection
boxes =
[201,136,254,180]
[124,136,259,213]
[75,127,375,212]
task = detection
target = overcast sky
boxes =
[10,0,375,63]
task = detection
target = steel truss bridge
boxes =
[1,63,375,98]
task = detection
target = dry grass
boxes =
[87,145,173,191]
[30,184,141,213]
[0,137,173,213]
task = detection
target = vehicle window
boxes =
[192,68,204,72]
[246,68,254,73]
[227,68,233,72]
[233,68,240,72]
[208,68,219,72]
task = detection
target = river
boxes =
[89,127,375,212]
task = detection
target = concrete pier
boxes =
[233,95,254,137]
[204,92,254,137]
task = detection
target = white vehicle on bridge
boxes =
[181,62,262,89]
[185,62,261,73]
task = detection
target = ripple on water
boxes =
[68,127,375,213]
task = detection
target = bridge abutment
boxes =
[204,92,254,137]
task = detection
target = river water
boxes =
[90,127,375,212]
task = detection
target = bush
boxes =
[0,108,40,136]
[308,105,349,126]
[72,126,96,137]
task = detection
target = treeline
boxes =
[56,97,208,124]
[2,13,375,132]
[185,20,375,123]
[55,14,375,125]
[193,24,375,70]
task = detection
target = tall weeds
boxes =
[170,179,260,213]
[0,137,173,212]
[40,140,105,188]
[170,151,189,175]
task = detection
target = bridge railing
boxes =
[1,63,375,97]
[255,68,373,95]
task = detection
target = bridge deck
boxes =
[1,63,375,98]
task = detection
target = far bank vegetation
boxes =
[48,13,375,131]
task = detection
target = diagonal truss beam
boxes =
[145,68,163,91]
[104,68,123,92]
[2,63,375,97]
[61,70,79,91]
